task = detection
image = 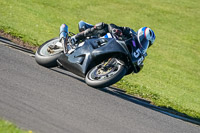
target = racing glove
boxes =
[112,28,122,36]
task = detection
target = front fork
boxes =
[102,58,124,69]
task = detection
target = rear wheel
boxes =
[35,37,63,68]
[85,58,127,88]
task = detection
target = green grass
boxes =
[0,0,199,120]
[0,119,30,133]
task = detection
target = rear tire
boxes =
[85,58,127,88]
[35,37,63,68]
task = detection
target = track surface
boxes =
[0,39,199,133]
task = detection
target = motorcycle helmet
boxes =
[137,27,156,53]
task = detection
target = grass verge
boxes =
[0,119,30,133]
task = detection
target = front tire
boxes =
[35,37,63,68]
[85,58,127,88]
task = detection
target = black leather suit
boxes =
[75,22,134,41]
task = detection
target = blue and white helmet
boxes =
[137,27,156,53]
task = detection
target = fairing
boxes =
[57,38,129,77]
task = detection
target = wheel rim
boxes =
[88,60,121,81]
[40,38,63,56]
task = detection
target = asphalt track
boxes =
[0,37,199,133]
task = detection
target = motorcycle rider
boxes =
[50,21,156,73]
[70,21,155,49]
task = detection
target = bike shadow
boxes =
[50,67,85,83]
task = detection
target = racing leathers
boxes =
[74,22,134,42]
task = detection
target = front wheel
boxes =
[85,58,127,88]
[35,37,63,68]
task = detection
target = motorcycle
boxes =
[35,21,146,88]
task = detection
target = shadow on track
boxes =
[50,67,85,83]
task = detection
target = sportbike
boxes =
[35,22,146,88]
